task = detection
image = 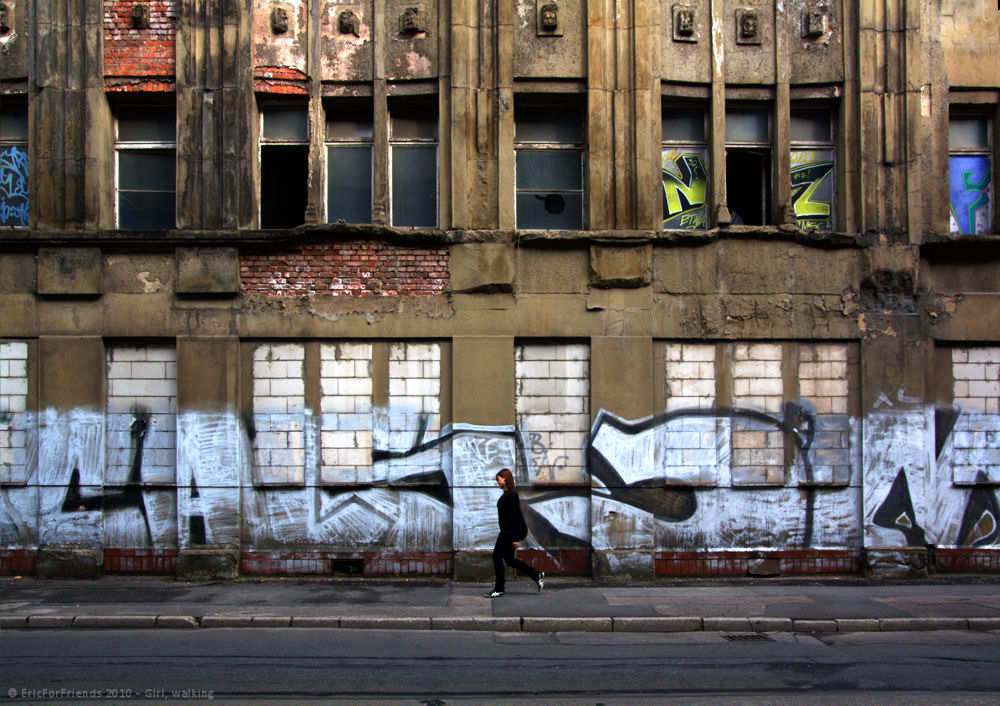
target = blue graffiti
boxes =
[949,155,991,235]
[0,145,29,227]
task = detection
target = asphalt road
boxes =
[4,628,1000,703]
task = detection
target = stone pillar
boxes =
[175,336,243,579]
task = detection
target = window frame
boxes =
[325,100,374,225]
[724,105,773,226]
[514,104,586,231]
[0,98,29,228]
[789,105,836,232]
[661,104,710,231]
[114,104,177,231]
[948,108,994,236]
[258,101,310,229]
[388,104,439,228]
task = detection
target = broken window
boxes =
[326,101,373,224]
[0,99,28,227]
[515,105,584,230]
[662,106,709,230]
[260,104,309,229]
[790,108,835,232]
[390,105,438,228]
[116,106,176,230]
[725,107,771,226]
[949,112,993,235]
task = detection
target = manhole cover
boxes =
[721,633,773,642]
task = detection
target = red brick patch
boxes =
[0,549,38,575]
[241,242,449,297]
[104,1,176,87]
[654,549,861,577]
[934,548,1000,573]
[240,551,453,576]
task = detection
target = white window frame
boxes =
[114,106,176,230]
[514,106,586,231]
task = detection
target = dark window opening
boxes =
[260,145,308,229]
[726,149,770,225]
[331,558,365,575]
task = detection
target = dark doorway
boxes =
[260,145,308,228]
[725,149,771,225]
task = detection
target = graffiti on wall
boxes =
[949,155,992,235]
[662,149,708,229]
[2,401,999,564]
[0,145,29,227]
[790,150,834,231]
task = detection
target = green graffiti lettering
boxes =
[662,154,708,219]
[790,161,834,219]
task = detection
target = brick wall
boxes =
[106,345,177,485]
[320,342,374,483]
[516,344,590,484]
[0,341,28,484]
[241,243,449,297]
[952,347,1000,484]
[731,343,785,485]
[104,1,177,91]
[252,343,307,485]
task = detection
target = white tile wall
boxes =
[253,343,306,484]
[731,343,784,485]
[106,345,177,485]
[798,344,851,485]
[664,343,716,410]
[516,343,590,483]
[321,342,373,483]
[0,341,29,483]
[952,347,1000,484]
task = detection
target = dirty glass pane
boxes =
[725,108,769,144]
[791,109,831,143]
[662,108,705,142]
[516,150,582,191]
[117,107,175,143]
[0,103,28,140]
[791,149,835,231]
[262,105,309,141]
[326,119,373,140]
[391,145,437,227]
[119,191,175,230]
[119,151,176,191]
[949,116,989,151]
[515,107,583,143]
[0,145,29,227]
[391,116,437,140]
[950,154,993,235]
[328,145,372,224]
[516,191,583,230]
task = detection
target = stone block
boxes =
[156,616,200,628]
[175,247,240,295]
[35,549,102,579]
[449,243,514,293]
[703,617,753,632]
[339,616,432,630]
[879,618,968,632]
[252,616,291,627]
[200,615,253,627]
[73,616,156,629]
[431,617,522,632]
[613,617,701,632]
[749,617,793,633]
[793,619,838,633]
[26,616,74,628]
[590,244,652,289]
[292,617,341,628]
[522,617,612,632]
[835,619,880,633]
[175,548,240,581]
[37,248,102,296]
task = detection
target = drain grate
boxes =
[721,633,774,642]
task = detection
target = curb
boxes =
[4,614,1000,633]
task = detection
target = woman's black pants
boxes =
[492,533,538,591]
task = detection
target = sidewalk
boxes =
[3,576,1000,633]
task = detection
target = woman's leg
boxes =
[492,534,507,592]
[501,541,538,583]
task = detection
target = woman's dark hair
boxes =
[496,468,516,491]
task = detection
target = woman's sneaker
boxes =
[486,590,504,598]
[536,572,545,592]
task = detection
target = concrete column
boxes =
[36,336,106,577]
[709,0,729,226]
[451,337,515,427]
[590,336,654,423]
[175,336,242,579]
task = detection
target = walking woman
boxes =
[488,468,544,597]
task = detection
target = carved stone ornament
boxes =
[802,7,828,39]
[400,7,422,35]
[130,3,150,30]
[338,9,360,36]
[672,4,697,43]
[0,3,11,37]
[540,3,558,31]
[735,9,761,45]
[271,6,289,34]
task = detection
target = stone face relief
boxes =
[736,9,761,45]
[131,3,150,30]
[339,9,360,36]
[673,4,697,43]
[272,6,289,34]
[803,8,828,39]
[0,3,12,37]
[401,7,422,35]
